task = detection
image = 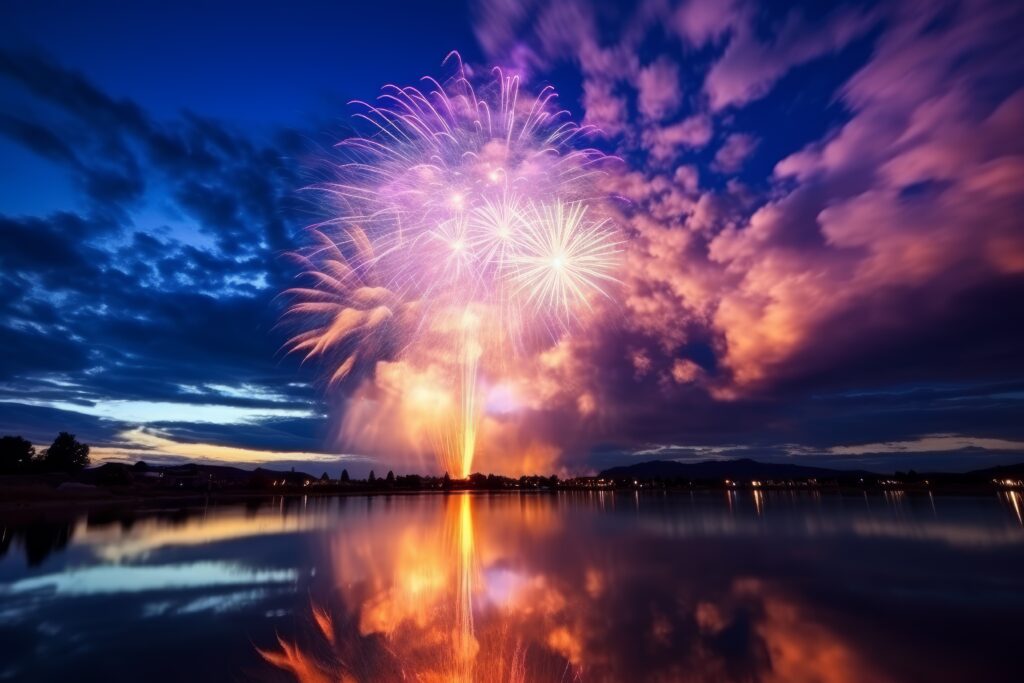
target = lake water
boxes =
[1,490,1023,682]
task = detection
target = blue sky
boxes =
[1,0,1023,475]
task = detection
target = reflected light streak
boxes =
[1004,490,1024,526]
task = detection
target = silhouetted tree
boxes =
[341,469,350,483]
[320,471,330,482]
[368,470,376,483]
[0,435,36,473]
[443,471,452,490]
[386,470,395,483]
[41,432,90,472]
[132,461,149,472]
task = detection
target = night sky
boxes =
[1,0,1022,476]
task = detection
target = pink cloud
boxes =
[637,58,682,121]
[458,0,1024,466]
[596,1,1024,403]
[714,133,759,172]
[705,7,876,110]
[700,1,1024,391]
[673,0,740,47]
[674,165,700,193]
[641,115,713,162]
[582,79,628,137]
[472,0,545,67]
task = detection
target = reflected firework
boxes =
[284,53,620,477]
[257,492,939,683]
[258,494,574,682]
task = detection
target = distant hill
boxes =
[954,462,1024,480]
[599,458,874,481]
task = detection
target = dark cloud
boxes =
[149,416,329,454]
[0,48,327,459]
[0,402,123,446]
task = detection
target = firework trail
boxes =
[286,52,621,477]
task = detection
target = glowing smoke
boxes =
[285,53,620,476]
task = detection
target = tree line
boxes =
[0,432,91,474]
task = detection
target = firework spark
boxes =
[509,201,620,324]
[286,53,621,476]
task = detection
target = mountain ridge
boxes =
[595,457,1024,480]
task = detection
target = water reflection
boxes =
[0,518,75,566]
[260,492,1024,682]
[0,492,1022,682]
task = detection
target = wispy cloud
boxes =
[92,427,358,466]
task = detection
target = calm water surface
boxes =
[1,491,1023,682]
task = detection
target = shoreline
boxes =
[0,483,1014,517]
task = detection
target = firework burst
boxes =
[286,53,621,476]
